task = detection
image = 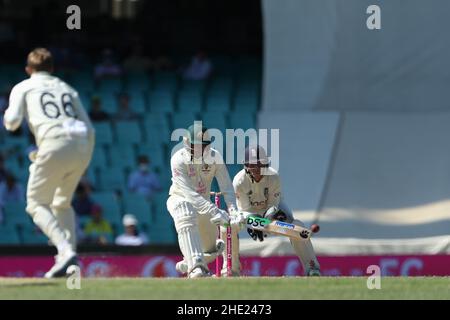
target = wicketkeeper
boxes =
[233,145,321,276]
[167,123,240,278]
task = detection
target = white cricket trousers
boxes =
[26,136,94,253]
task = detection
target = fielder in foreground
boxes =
[233,145,321,276]
[167,124,240,278]
[3,48,95,278]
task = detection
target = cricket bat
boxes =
[244,214,318,240]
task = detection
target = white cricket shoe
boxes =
[44,248,77,279]
[176,260,188,274]
[188,266,211,279]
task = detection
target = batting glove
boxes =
[210,208,230,227]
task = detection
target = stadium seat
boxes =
[108,145,137,169]
[233,90,259,112]
[153,71,178,93]
[128,91,147,114]
[20,225,49,245]
[93,122,114,146]
[205,94,231,112]
[122,193,153,229]
[90,192,122,232]
[70,72,94,93]
[148,92,175,113]
[171,112,199,131]
[0,225,21,245]
[91,146,108,170]
[98,78,123,94]
[3,201,30,228]
[114,121,143,145]
[135,145,166,170]
[228,112,256,130]
[125,72,151,92]
[147,223,177,244]
[180,80,206,96]
[151,193,171,225]
[202,111,228,133]
[99,94,118,113]
[98,166,127,193]
[177,92,203,113]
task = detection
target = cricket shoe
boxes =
[176,260,188,274]
[188,266,212,279]
[221,269,241,277]
[44,249,78,279]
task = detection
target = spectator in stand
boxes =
[0,173,25,223]
[88,95,110,122]
[113,93,138,121]
[0,173,24,204]
[94,49,122,80]
[72,184,94,217]
[115,214,148,246]
[182,51,213,81]
[123,45,152,73]
[128,155,162,199]
[83,204,113,245]
[0,155,8,184]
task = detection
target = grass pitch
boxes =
[0,277,448,300]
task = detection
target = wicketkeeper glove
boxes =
[247,228,265,242]
[264,206,292,223]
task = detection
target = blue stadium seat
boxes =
[135,145,166,170]
[0,225,21,245]
[202,112,228,133]
[228,112,256,130]
[147,222,177,244]
[153,71,178,93]
[108,145,137,169]
[99,94,118,113]
[93,122,114,146]
[234,90,259,112]
[143,123,170,146]
[208,77,233,95]
[114,121,143,145]
[3,201,30,228]
[148,92,175,113]
[128,91,147,114]
[91,146,108,169]
[90,192,122,232]
[177,92,203,113]
[20,225,49,245]
[122,193,153,228]
[205,94,231,112]
[98,166,127,193]
[98,78,123,94]
[180,80,206,96]
[125,72,151,92]
[70,72,94,93]
[152,193,171,224]
[171,112,199,131]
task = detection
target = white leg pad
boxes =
[291,219,320,275]
[172,201,207,273]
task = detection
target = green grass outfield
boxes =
[0,277,448,300]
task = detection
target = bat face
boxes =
[245,215,312,240]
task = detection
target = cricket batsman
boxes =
[167,123,241,278]
[3,48,95,278]
[233,145,321,276]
